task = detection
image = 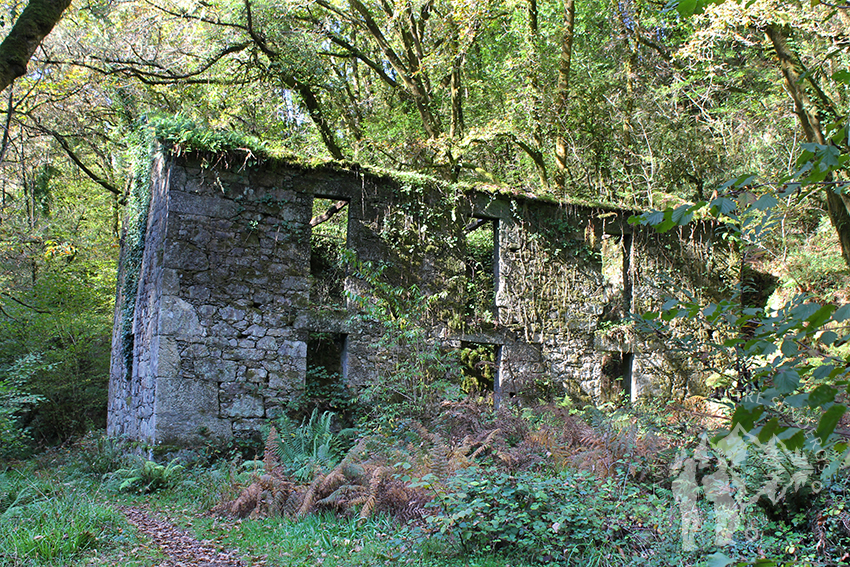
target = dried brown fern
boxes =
[215,473,296,519]
[264,426,280,473]
[297,472,326,517]
[470,429,501,460]
[358,466,391,521]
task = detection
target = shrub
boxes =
[0,354,46,459]
[273,409,353,483]
[72,431,130,477]
[425,467,676,563]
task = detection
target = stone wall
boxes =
[107,149,734,445]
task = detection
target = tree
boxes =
[672,0,850,268]
[0,0,73,92]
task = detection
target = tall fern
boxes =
[274,410,350,482]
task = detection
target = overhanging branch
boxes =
[310,199,349,227]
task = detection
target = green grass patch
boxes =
[187,511,528,567]
[0,467,146,566]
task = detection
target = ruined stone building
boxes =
[107,145,735,446]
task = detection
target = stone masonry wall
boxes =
[108,150,734,445]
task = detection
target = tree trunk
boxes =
[0,0,73,93]
[765,24,850,270]
[525,0,548,188]
[554,0,575,188]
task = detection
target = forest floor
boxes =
[120,506,260,567]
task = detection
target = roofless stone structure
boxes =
[107,147,735,446]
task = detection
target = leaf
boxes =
[757,418,781,443]
[808,385,837,408]
[790,302,820,321]
[706,552,734,567]
[807,304,837,329]
[670,203,695,226]
[820,331,838,345]
[820,446,850,480]
[813,364,837,381]
[833,304,850,322]
[643,210,665,226]
[815,405,847,444]
[784,393,809,408]
[781,430,806,451]
[775,369,800,394]
[750,194,778,211]
[832,69,850,85]
[677,0,699,17]
[709,197,737,217]
[780,340,798,357]
[732,405,764,432]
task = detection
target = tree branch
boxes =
[0,0,73,93]
[1,291,50,314]
[37,125,122,197]
[310,199,348,227]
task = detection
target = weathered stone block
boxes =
[158,296,204,338]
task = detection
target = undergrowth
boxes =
[0,466,138,566]
[3,400,848,565]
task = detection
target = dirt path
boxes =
[121,506,264,567]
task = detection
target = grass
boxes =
[0,466,149,567]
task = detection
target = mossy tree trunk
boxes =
[0,0,72,93]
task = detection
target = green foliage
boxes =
[0,354,45,458]
[424,467,676,564]
[0,153,117,447]
[192,510,445,567]
[464,226,496,327]
[346,256,465,426]
[0,469,127,565]
[110,457,184,494]
[273,409,350,482]
[303,366,358,425]
[782,217,850,303]
[152,115,272,164]
[71,431,130,477]
[459,344,496,394]
[631,179,850,448]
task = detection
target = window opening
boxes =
[622,233,633,311]
[600,352,635,404]
[623,352,635,403]
[464,217,499,326]
[310,197,349,305]
[601,233,633,319]
[305,332,353,423]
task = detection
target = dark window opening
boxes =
[600,352,634,404]
[623,234,633,312]
[623,352,634,403]
[310,197,349,305]
[465,217,499,326]
[459,342,498,399]
[305,332,353,423]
